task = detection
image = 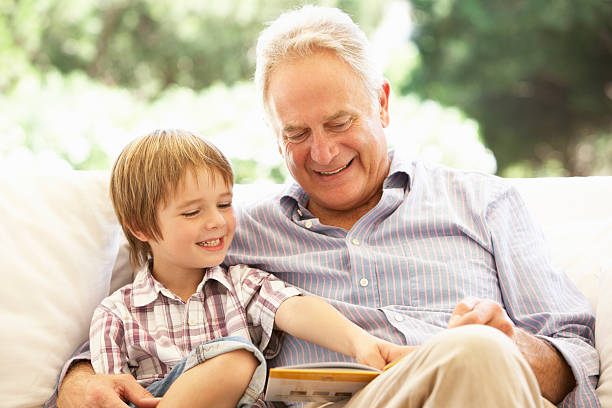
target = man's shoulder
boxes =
[411,161,514,213]
[234,183,291,217]
[417,160,508,192]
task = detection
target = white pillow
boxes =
[511,176,612,309]
[0,168,120,408]
[597,259,612,407]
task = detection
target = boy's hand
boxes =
[354,336,415,371]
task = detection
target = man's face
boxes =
[265,51,391,216]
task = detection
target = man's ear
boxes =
[379,79,391,128]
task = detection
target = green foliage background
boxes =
[403,0,612,176]
[1,0,610,179]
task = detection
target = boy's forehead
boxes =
[161,167,233,206]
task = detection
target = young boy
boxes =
[90,129,411,408]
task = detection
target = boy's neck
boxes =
[151,265,205,303]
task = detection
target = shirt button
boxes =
[351,238,360,246]
[305,220,312,228]
[359,278,369,287]
[394,314,404,322]
[188,318,198,326]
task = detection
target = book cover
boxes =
[265,361,398,402]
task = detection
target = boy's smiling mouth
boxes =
[196,238,223,248]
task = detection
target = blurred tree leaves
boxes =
[4,0,609,177]
[403,0,612,175]
[1,0,388,98]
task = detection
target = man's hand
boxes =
[353,336,415,371]
[58,361,161,408]
[447,297,575,404]
[447,296,515,337]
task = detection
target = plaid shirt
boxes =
[89,262,301,387]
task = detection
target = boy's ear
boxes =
[128,226,150,243]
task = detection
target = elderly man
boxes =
[50,5,598,408]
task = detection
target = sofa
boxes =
[0,167,610,408]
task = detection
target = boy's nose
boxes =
[205,210,225,230]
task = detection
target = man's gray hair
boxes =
[255,5,383,113]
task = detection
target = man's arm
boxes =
[57,361,160,408]
[448,297,575,404]
[275,295,414,369]
[513,327,576,404]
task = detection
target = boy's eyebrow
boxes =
[176,198,202,209]
[176,192,233,209]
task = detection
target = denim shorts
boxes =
[130,336,266,407]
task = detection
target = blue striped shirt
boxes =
[226,151,599,408]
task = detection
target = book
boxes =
[265,359,402,402]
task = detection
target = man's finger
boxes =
[132,398,162,408]
[115,375,161,408]
[448,299,515,338]
[448,297,480,327]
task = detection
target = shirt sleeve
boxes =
[42,341,91,408]
[89,304,131,376]
[486,184,599,407]
[229,265,302,357]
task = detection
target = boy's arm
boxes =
[274,295,414,369]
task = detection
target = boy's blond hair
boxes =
[110,129,234,268]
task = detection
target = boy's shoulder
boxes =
[96,281,138,315]
[96,269,155,316]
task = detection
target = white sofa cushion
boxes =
[510,176,612,309]
[597,259,612,408]
[0,169,121,408]
[0,169,610,407]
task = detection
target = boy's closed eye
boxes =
[182,210,200,218]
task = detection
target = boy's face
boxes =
[146,168,235,279]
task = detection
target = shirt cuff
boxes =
[259,287,302,359]
[43,343,91,408]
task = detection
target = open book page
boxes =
[265,361,389,402]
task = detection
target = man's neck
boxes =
[307,189,383,231]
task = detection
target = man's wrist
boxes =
[58,361,95,408]
[64,360,95,383]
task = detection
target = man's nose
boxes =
[309,131,338,165]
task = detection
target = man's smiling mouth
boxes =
[315,159,353,176]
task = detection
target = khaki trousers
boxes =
[307,325,556,408]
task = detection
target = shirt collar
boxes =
[131,262,234,307]
[132,261,164,307]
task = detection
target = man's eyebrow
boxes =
[282,111,354,132]
[325,110,354,122]
[283,124,304,133]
